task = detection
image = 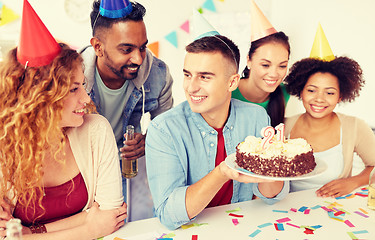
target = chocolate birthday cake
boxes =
[235,136,316,177]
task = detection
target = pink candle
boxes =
[261,126,275,149]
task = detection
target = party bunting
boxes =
[202,0,216,12]
[165,31,178,48]
[180,20,190,33]
[0,4,20,26]
[147,41,159,58]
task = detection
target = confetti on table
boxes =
[344,195,355,200]
[286,223,300,228]
[232,218,239,226]
[352,230,369,234]
[337,208,350,215]
[359,208,368,214]
[181,224,195,229]
[274,223,284,231]
[354,211,369,218]
[225,207,241,213]
[97,238,104,240]
[355,192,368,197]
[113,238,125,240]
[321,206,333,212]
[257,222,273,228]
[192,235,198,240]
[361,187,368,191]
[228,213,244,218]
[298,206,308,212]
[276,217,291,223]
[304,209,310,214]
[310,225,322,230]
[181,223,208,229]
[334,211,345,216]
[249,229,261,238]
[344,220,355,227]
[290,208,297,212]
[310,205,321,210]
[347,232,358,239]
[163,232,176,238]
[303,228,314,235]
[272,209,288,213]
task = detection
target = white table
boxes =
[104,188,374,240]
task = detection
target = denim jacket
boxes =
[80,46,174,145]
[146,99,289,230]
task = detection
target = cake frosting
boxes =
[235,135,316,177]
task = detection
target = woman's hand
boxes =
[84,202,127,239]
[0,199,12,237]
[316,178,358,198]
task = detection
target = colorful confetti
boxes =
[232,218,239,226]
[310,205,321,210]
[354,211,369,218]
[298,206,308,212]
[228,213,243,218]
[249,229,261,238]
[225,207,241,213]
[286,223,300,228]
[257,222,273,228]
[276,217,291,223]
[344,220,355,227]
[274,223,284,231]
[359,208,368,214]
[192,235,198,240]
[272,209,288,213]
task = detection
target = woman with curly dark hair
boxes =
[284,56,375,198]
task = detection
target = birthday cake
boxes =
[235,125,316,177]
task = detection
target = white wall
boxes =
[1,0,374,127]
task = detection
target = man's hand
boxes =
[120,133,145,160]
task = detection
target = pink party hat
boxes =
[16,0,61,67]
[310,23,335,61]
[250,0,277,42]
[190,9,219,40]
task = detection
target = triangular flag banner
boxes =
[202,0,216,12]
[147,41,159,58]
[191,9,219,41]
[165,31,178,48]
[250,0,277,42]
[0,5,20,26]
[310,23,335,61]
[180,20,190,33]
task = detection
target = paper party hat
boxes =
[99,0,133,18]
[310,23,335,61]
[191,9,219,40]
[250,0,277,42]
[16,0,61,67]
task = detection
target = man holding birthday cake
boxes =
[145,12,289,230]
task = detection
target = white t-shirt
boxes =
[290,129,344,192]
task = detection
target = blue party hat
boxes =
[99,0,133,18]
